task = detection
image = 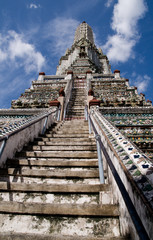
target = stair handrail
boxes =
[63,77,73,119]
[85,105,150,240]
[0,108,58,161]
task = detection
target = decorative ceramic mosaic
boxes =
[11,78,66,109]
[93,109,153,209]
[91,78,151,107]
[103,112,153,160]
[0,114,38,137]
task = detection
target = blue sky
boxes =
[0,0,153,108]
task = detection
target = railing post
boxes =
[95,134,105,184]
[0,138,7,159]
[72,78,74,89]
[88,115,92,134]
[63,103,67,120]
[42,116,48,135]
[84,105,88,121]
[57,105,61,121]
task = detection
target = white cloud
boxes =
[105,0,114,8]
[44,17,80,56]
[0,30,45,73]
[132,73,150,92]
[112,0,147,37]
[0,30,46,108]
[0,49,7,61]
[103,34,136,62]
[103,0,147,63]
[28,3,41,9]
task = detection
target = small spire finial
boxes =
[82,21,86,23]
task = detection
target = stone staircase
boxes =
[65,79,86,119]
[0,119,130,239]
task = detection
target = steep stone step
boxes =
[25,145,97,151]
[70,101,85,103]
[16,151,97,158]
[37,137,95,142]
[0,202,119,216]
[68,111,85,114]
[69,104,85,106]
[53,123,88,127]
[65,115,85,118]
[68,99,84,101]
[7,159,98,167]
[69,105,85,107]
[33,141,94,146]
[67,107,85,110]
[71,93,85,95]
[70,100,85,102]
[0,233,130,240]
[70,94,85,96]
[0,176,100,185]
[71,97,85,100]
[56,127,88,131]
[70,101,85,104]
[70,102,84,104]
[70,99,85,102]
[60,127,88,130]
[42,129,90,135]
[71,90,85,93]
[45,133,90,138]
[0,192,100,204]
[0,182,108,192]
[65,117,85,119]
[66,114,85,117]
[69,103,85,106]
[67,113,85,115]
[68,108,84,111]
[67,110,84,114]
[0,168,99,178]
[63,120,88,124]
[0,215,122,238]
[68,106,84,109]
[53,129,89,134]
[66,108,85,112]
[71,90,85,92]
[73,99,85,101]
[66,110,84,113]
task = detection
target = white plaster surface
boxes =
[0,214,120,237]
[0,192,99,205]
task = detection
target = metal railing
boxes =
[63,78,73,119]
[0,108,58,160]
[85,105,150,240]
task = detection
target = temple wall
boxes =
[56,48,79,75]
[100,58,111,74]
[87,48,101,68]
[0,109,56,167]
[91,110,153,240]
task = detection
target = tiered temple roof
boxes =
[11,74,66,109]
[7,21,153,160]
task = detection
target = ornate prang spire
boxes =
[56,21,111,75]
[74,21,94,44]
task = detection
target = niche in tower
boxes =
[79,46,86,58]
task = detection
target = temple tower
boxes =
[0,22,153,240]
[56,21,111,76]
